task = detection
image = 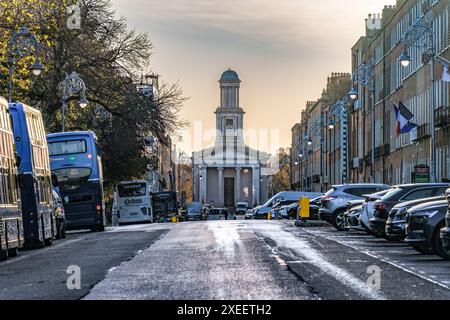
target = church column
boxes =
[235,167,241,205]
[218,167,224,207]
[252,166,260,206]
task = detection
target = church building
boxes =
[193,69,268,208]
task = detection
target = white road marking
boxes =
[302,227,450,290]
[253,223,386,300]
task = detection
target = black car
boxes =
[369,183,450,240]
[439,188,450,255]
[404,200,449,259]
[385,196,444,241]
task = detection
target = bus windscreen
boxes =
[48,140,87,156]
[118,183,147,198]
[53,168,91,192]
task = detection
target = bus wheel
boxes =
[0,249,7,261]
[7,247,18,257]
[97,225,105,232]
[44,237,53,246]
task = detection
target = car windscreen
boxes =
[188,205,202,214]
[118,183,147,198]
[324,188,336,196]
[49,139,87,156]
[380,187,404,201]
[53,168,91,192]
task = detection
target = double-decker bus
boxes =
[47,131,105,232]
[152,191,178,222]
[9,102,54,249]
[116,180,153,225]
[0,96,23,259]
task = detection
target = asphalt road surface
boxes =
[1,220,449,300]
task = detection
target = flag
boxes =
[443,64,450,82]
[393,102,417,136]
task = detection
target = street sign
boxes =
[414,164,430,183]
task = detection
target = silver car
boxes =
[319,184,390,230]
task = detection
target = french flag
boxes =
[393,102,417,136]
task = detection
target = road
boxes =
[1,220,449,300]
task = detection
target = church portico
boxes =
[193,69,266,209]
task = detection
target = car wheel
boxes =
[434,223,450,260]
[411,244,435,255]
[331,210,347,231]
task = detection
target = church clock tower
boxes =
[215,69,245,145]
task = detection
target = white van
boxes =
[254,191,323,218]
[116,180,153,225]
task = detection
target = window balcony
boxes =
[435,106,450,128]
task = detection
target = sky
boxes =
[111,0,397,155]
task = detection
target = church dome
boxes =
[220,69,239,82]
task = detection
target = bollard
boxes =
[300,197,310,219]
[267,212,271,220]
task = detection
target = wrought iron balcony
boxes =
[375,144,390,159]
[435,106,450,128]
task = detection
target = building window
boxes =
[225,118,234,127]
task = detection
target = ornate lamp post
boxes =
[7,25,44,102]
[304,117,324,192]
[328,98,350,183]
[397,8,450,183]
[60,72,88,132]
[348,61,375,182]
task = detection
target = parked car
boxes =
[271,199,300,219]
[359,189,391,235]
[245,209,253,220]
[187,202,203,221]
[309,196,323,220]
[342,199,365,230]
[404,199,449,259]
[52,187,66,239]
[235,202,249,215]
[319,184,389,230]
[385,196,444,241]
[369,183,450,239]
[254,191,322,219]
[439,188,450,255]
[286,202,299,219]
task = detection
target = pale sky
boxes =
[111,0,397,155]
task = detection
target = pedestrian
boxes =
[224,210,228,220]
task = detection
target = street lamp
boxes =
[328,118,335,130]
[398,9,450,183]
[328,98,350,183]
[348,61,375,182]
[398,50,412,67]
[304,120,324,192]
[7,25,44,102]
[60,72,88,132]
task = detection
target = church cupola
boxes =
[219,69,240,108]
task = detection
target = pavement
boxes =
[1,220,450,300]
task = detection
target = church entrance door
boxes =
[224,177,235,208]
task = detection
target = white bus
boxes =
[116,180,153,225]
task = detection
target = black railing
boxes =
[435,106,450,128]
[417,123,431,140]
[375,144,390,159]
